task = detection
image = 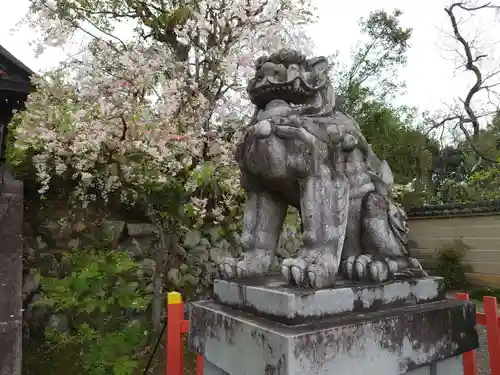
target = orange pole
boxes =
[167,292,184,375]
[484,296,500,375]
[456,293,477,375]
[196,354,204,375]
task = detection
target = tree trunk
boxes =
[151,228,172,333]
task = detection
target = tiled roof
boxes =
[407,200,500,218]
[0,44,33,77]
[0,45,34,94]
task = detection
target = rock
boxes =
[39,220,63,241]
[22,270,39,301]
[134,269,144,279]
[182,274,198,285]
[58,256,72,278]
[23,222,34,238]
[48,314,69,333]
[209,247,221,262]
[35,236,48,252]
[184,230,201,247]
[124,308,143,320]
[38,253,58,277]
[195,266,204,277]
[204,262,217,276]
[187,246,209,263]
[22,323,31,341]
[72,220,86,233]
[118,238,145,259]
[23,244,36,263]
[67,238,79,249]
[140,259,156,278]
[102,220,126,246]
[29,293,50,328]
[171,243,187,258]
[167,268,181,286]
[126,223,158,238]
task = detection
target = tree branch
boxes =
[444,2,484,140]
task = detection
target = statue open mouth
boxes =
[246,49,327,110]
[249,77,319,109]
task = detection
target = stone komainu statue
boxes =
[218,49,426,288]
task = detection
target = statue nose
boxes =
[287,64,300,81]
[261,62,287,82]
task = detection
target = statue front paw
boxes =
[218,250,273,279]
[342,255,428,282]
[281,248,340,289]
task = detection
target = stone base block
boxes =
[405,356,463,375]
[201,355,463,375]
[189,299,477,375]
[214,276,446,323]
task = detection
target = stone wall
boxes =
[21,207,219,342]
[0,171,23,375]
[408,203,500,288]
[23,218,161,336]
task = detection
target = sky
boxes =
[0,0,498,114]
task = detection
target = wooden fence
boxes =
[165,292,500,375]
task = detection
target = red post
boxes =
[196,354,204,375]
[456,293,477,375]
[167,292,184,375]
[484,296,500,375]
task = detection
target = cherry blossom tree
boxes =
[10,0,316,332]
[14,0,314,208]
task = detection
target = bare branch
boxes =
[444,2,484,139]
[433,1,500,162]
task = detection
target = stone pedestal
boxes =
[189,276,478,375]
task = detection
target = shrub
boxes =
[469,287,500,301]
[29,249,152,375]
[432,239,471,289]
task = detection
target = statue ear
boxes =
[306,56,329,74]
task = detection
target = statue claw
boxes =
[307,264,334,289]
[281,250,339,289]
[342,255,428,282]
[291,266,304,285]
[217,250,273,279]
[343,256,355,280]
[281,265,292,283]
[218,257,237,279]
[369,260,389,282]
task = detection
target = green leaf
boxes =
[112,357,137,375]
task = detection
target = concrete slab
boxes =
[213,276,446,324]
[202,355,463,375]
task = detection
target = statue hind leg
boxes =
[219,190,287,278]
[343,192,427,282]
